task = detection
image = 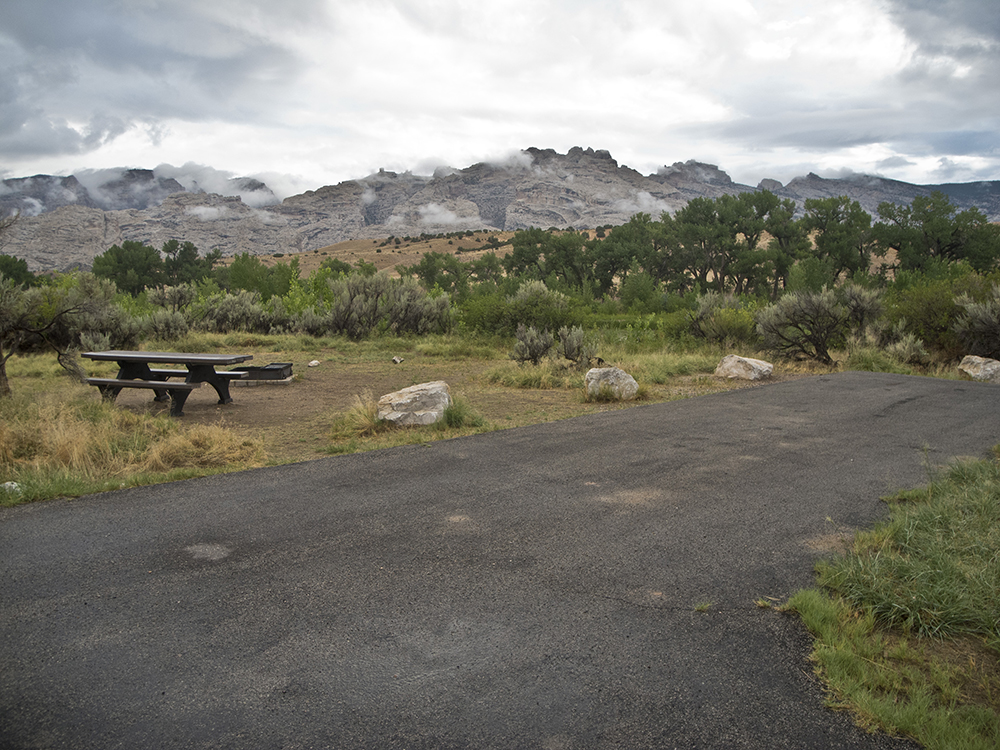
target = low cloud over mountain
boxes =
[3,147,999,273]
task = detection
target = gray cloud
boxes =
[1,1,997,190]
[0,0,321,160]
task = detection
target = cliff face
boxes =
[3,148,998,272]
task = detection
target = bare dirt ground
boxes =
[105,352,808,465]
[120,234,810,464]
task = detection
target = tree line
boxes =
[2,189,999,396]
[403,190,1000,301]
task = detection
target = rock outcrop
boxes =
[4,147,999,273]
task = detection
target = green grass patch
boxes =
[484,361,581,389]
[843,346,915,375]
[786,455,1000,748]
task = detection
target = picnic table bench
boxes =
[82,351,254,416]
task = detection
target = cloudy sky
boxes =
[1,0,998,198]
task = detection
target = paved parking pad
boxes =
[3,372,997,748]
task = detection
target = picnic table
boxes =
[82,350,254,416]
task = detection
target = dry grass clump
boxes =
[141,423,266,472]
[0,392,267,501]
[330,390,392,439]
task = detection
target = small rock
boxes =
[714,354,773,381]
[308,360,320,367]
[585,367,638,401]
[958,355,1000,383]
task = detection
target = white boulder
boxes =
[378,381,452,426]
[715,354,773,381]
[585,367,638,401]
[958,355,1000,383]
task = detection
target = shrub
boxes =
[840,284,883,333]
[192,290,271,333]
[506,280,576,334]
[555,326,596,368]
[885,268,999,360]
[511,324,555,365]
[756,290,847,364]
[955,286,1000,360]
[325,273,452,340]
[847,318,929,368]
[141,309,190,341]
[690,292,760,346]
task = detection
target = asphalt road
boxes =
[3,371,998,749]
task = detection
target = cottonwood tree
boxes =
[92,240,164,295]
[802,196,875,281]
[874,192,1000,272]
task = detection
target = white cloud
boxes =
[613,191,674,216]
[417,203,463,225]
[186,205,227,221]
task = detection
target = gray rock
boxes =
[958,355,1000,383]
[585,367,638,401]
[5,147,1000,273]
[378,381,452,425]
[714,354,773,381]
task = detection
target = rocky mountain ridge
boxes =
[4,147,999,272]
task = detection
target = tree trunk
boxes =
[0,346,11,398]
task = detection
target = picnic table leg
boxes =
[116,360,170,402]
[185,365,234,404]
[168,389,192,417]
[95,383,123,401]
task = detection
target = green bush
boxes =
[690,292,760,346]
[191,290,271,333]
[141,309,190,341]
[511,324,555,365]
[506,280,576,333]
[955,286,1000,360]
[459,280,578,336]
[756,290,847,364]
[885,267,1000,360]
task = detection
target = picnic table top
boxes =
[82,351,254,367]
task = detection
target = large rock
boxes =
[958,355,1000,383]
[585,367,638,401]
[715,354,773,381]
[377,381,452,426]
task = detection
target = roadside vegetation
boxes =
[787,452,1000,749]
[2,191,999,742]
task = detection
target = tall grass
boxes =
[0,392,266,504]
[817,459,1000,647]
[787,454,1000,748]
